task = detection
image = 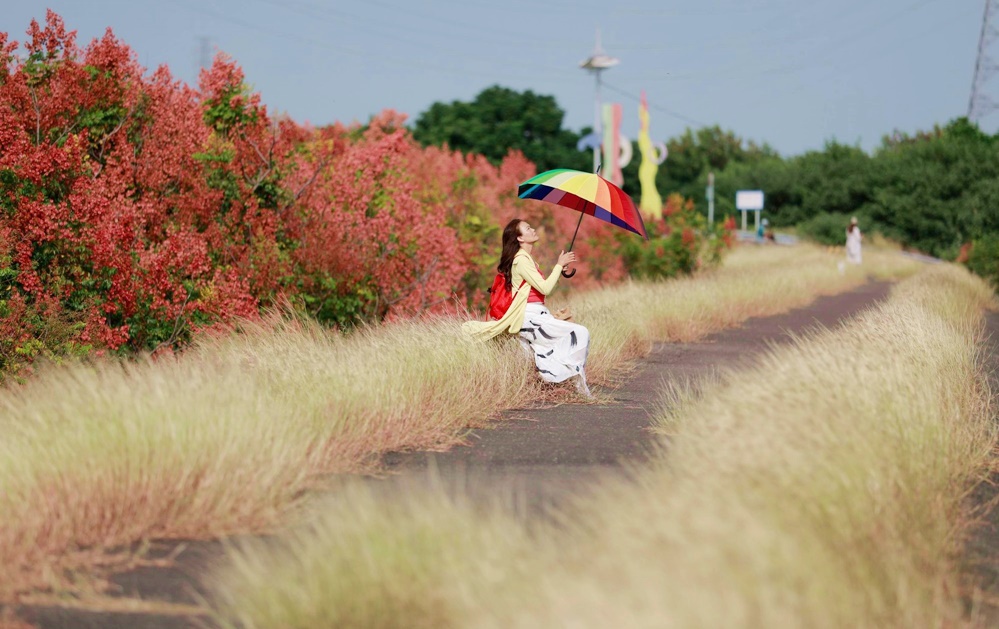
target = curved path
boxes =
[13,280,955,629]
[376,280,895,519]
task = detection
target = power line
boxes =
[748,0,946,79]
[601,81,709,127]
[613,0,870,53]
[244,0,591,57]
[163,0,575,84]
[172,0,712,132]
[634,0,946,83]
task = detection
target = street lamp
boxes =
[580,29,619,174]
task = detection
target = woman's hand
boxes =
[557,250,577,267]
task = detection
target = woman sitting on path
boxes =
[462,218,592,396]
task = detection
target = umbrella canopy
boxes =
[517,168,648,240]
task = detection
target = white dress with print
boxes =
[846,228,862,264]
[519,303,590,387]
[511,251,591,394]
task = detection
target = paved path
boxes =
[374,280,895,519]
[962,311,999,625]
[11,280,945,629]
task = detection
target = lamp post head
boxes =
[580,54,620,71]
[580,28,619,72]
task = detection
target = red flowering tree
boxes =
[0,10,733,381]
[618,193,734,280]
[0,13,145,375]
[0,14,274,377]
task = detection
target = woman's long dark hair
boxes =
[497,218,524,291]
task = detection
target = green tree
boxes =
[622,126,777,212]
[412,85,589,173]
[762,141,874,227]
[705,117,999,260]
[867,118,999,258]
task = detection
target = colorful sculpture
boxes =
[637,91,664,220]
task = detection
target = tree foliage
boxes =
[706,118,999,260]
[0,13,738,381]
[0,13,538,379]
[411,85,589,173]
[864,119,999,258]
[619,194,733,279]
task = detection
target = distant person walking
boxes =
[462,218,592,396]
[846,216,863,264]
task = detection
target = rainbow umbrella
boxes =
[518,168,648,277]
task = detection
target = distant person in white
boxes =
[846,216,862,264]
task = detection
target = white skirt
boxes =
[519,303,590,393]
[846,242,862,264]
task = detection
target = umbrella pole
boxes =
[567,162,602,251]
[562,211,585,278]
[567,212,585,252]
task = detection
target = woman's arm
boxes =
[513,252,562,295]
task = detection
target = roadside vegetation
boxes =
[5,13,999,388]
[0,244,917,598]
[3,10,998,625]
[0,12,734,385]
[209,263,998,629]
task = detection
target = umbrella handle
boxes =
[561,267,576,278]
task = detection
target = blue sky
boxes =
[1,0,986,156]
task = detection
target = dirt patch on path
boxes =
[9,280,898,629]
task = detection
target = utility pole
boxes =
[706,171,715,225]
[198,35,212,72]
[580,30,619,174]
[969,0,999,125]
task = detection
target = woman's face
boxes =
[517,221,539,245]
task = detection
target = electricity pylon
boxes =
[969,0,999,125]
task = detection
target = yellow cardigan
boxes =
[462,249,564,341]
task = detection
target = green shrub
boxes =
[796,212,851,246]
[964,234,999,289]
[619,194,734,280]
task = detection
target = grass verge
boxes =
[208,263,998,628]
[0,244,919,598]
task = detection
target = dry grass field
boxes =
[0,245,922,602]
[208,263,999,628]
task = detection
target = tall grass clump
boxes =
[211,485,539,629]
[0,314,538,597]
[521,263,998,628]
[208,263,997,628]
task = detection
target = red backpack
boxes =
[487,273,524,320]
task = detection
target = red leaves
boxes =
[24,10,78,60]
[286,120,469,320]
[0,11,682,378]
